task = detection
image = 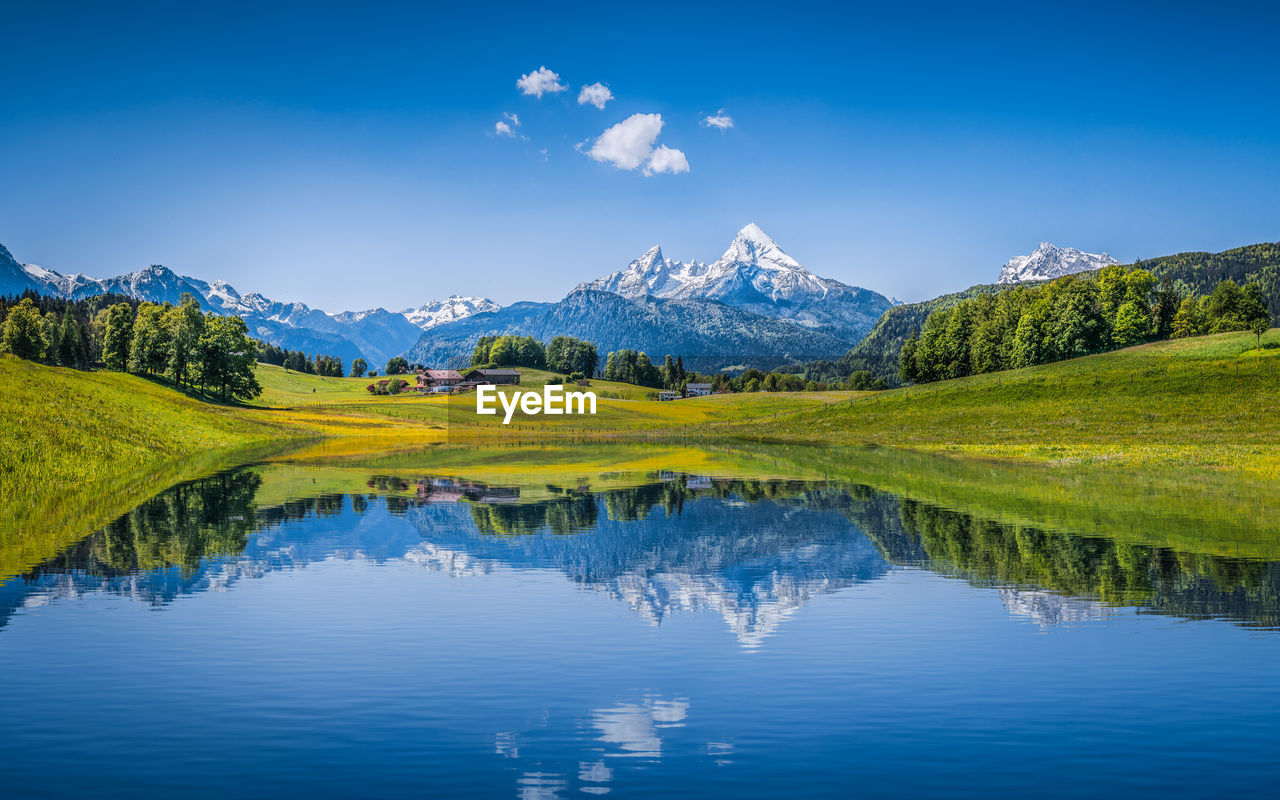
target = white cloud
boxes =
[702,111,734,129]
[516,66,566,98]
[644,145,690,176]
[494,112,524,138]
[588,113,664,170]
[586,113,689,177]
[577,82,614,109]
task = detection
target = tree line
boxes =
[899,266,1271,384]
[470,334,600,377]
[257,342,363,377]
[1,292,261,401]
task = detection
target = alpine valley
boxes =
[2,225,896,372]
[405,224,894,370]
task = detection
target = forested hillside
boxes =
[820,284,1009,381]
[834,242,1280,383]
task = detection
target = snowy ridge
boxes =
[579,223,829,303]
[997,242,1119,284]
[402,296,502,331]
[577,223,892,339]
[0,240,500,368]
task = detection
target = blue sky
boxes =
[2,0,1278,310]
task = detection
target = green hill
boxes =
[729,329,1280,475]
[832,283,1008,379]
[838,241,1280,382]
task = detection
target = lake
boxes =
[2,444,1278,798]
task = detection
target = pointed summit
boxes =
[633,245,665,271]
[716,223,803,273]
[574,223,893,341]
[576,243,695,299]
[736,222,772,243]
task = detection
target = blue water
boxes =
[1,465,1277,798]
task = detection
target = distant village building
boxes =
[417,369,464,392]
[463,368,521,385]
[686,383,712,397]
[658,390,678,402]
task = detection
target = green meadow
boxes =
[3,328,1279,564]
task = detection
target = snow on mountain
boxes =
[89,264,214,307]
[997,242,1119,284]
[0,243,46,297]
[402,296,502,331]
[580,246,706,299]
[578,223,893,340]
[0,239,498,368]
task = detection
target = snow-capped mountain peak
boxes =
[576,224,893,340]
[0,237,503,371]
[715,222,804,273]
[997,242,1119,284]
[401,295,501,330]
[576,245,705,299]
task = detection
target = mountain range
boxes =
[997,242,1118,284]
[403,288,858,371]
[7,230,1163,376]
[2,225,894,371]
[578,223,892,341]
[405,224,894,369]
[0,242,498,368]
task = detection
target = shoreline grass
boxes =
[3,329,1279,557]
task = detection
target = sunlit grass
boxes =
[717,329,1280,475]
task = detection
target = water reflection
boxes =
[593,696,690,759]
[3,465,1279,641]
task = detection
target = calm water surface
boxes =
[2,453,1278,798]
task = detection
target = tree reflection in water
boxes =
[3,467,1278,638]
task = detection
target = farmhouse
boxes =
[417,369,463,392]
[658,390,679,402]
[463,368,521,385]
[686,383,713,397]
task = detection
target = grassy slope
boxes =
[6,332,1280,562]
[727,330,1280,474]
[0,354,443,544]
[249,362,845,433]
[841,241,1280,381]
[0,354,289,490]
[252,363,376,405]
[252,364,660,406]
[7,338,1280,577]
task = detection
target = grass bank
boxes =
[4,330,1279,547]
[718,330,1280,476]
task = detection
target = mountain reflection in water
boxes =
[2,465,1278,641]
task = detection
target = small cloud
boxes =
[586,113,688,177]
[587,113,663,171]
[577,82,614,110]
[494,112,525,139]
[516,66,567,98]
[701,111,734,130]
[644,145,689,176]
